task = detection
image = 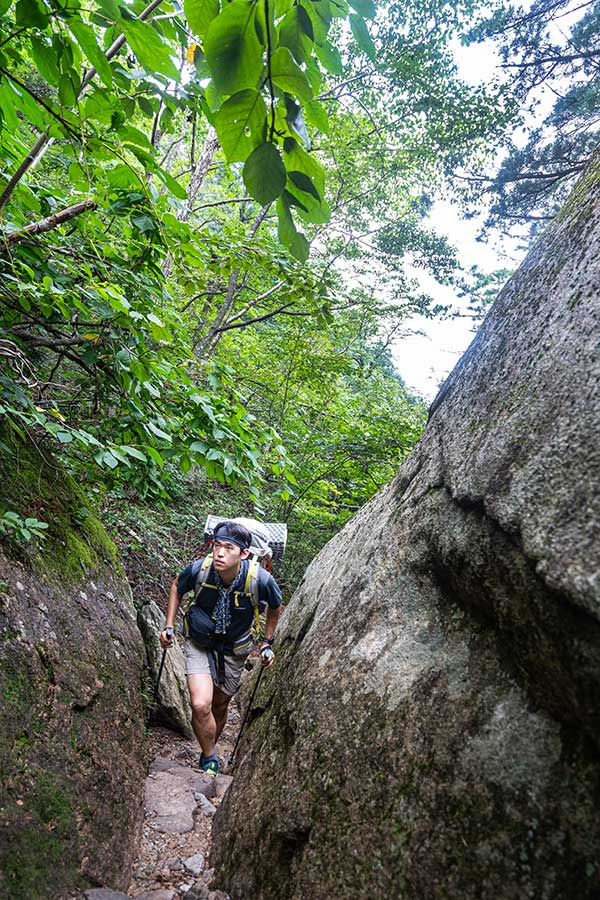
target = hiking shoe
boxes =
[199,753,219,776]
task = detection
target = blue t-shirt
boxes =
[178,557,282,642]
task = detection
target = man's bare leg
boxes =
[187,673,217,757]
[212,685,232,743]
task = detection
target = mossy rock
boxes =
[0,428,146,897]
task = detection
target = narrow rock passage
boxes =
[125,712,238,900]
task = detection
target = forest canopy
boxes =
[0,0,590,579]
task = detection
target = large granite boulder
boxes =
[210,160,600,895]
[0,432,147,899]
[138,599,193,739]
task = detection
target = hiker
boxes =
[159,520,282,776]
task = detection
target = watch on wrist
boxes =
[262,637,274,646]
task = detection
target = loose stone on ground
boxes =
[127,715,238,899]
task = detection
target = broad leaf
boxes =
[304,99,330,134]
[289,230,309,261]
[278,6,314,65]
[69,19,113,88]
[349,14,376,60]
[121,19,180,81]
[184,0,219,39]
[243,141,286,205]
[349,0,375,18]
[204,0,263,95]
[269,47,313,101]
[15,0,46,28]
[214,89,267,162]
[276,193,297,246]
[315,40,343,75]
[30,36,60,86]
[58,72,78,107]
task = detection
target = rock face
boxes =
[210,162,600,895]
[138,599,193,739]
[0,432,147,898]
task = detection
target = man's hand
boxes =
[160,626,174,649]
[260,644,274,668]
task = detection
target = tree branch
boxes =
[3,199,97,246]
[0,0,167,214]
[214,301,299,333]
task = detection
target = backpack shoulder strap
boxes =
[244,555,263,641]
[244,555,261,608]
[196,554,217,591]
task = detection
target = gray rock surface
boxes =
[0,431,146,898]
[183,852,206,875]
[145,756,220,834]
[138,599,193,739]
[210,158,600,896]
[85,891,131,900]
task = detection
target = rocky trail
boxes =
[68,704,242,900]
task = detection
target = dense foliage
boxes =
[0,0,523,584]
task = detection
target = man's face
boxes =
[213,538,249,574]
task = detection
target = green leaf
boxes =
[184,0,219,39]
[278,6,314,64]
[58,72,77,107]
[204,0,263,95]
[145,446,164,467]
[121,19,180,81]
[154,164,188,200]
[107,163,141,189]
[314,40,343,75]
[289,230,309,261]
[349,14,376,60]
[349,0,375,18]
[30,36,60,85]
[269,47,313,101]
[304,99,330,134]
[118,123,154,150]
[276,193,296,245]
[276,194,310,260]
[121,445,148,462]
[284,138,325,196]
[0,81,18,132]
[147,421,172,442]
[214,89,267,163]
[243,142,286,205]
[0,0,12,14]
[301,0,330,43]
[103,450,119,469]
[289,170,320,200]
[15,0,46,28]
[69,20,113,87]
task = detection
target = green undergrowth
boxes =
[0,426,121,586]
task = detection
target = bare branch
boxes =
[3,199,97,246]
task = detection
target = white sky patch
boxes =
[391,37,529,401]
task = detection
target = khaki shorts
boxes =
[184,640,247,697]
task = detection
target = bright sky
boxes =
[391,36,525,401]
[393,202,525,401]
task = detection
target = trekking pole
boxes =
[154,627,174,701]
[228,665,264,768]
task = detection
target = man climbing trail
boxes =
[160,520,282,776]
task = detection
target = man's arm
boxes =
[259,603,281,668]
[159,577,181,648]
[263,604,281,643]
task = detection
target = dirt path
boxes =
[126,703,241,900]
